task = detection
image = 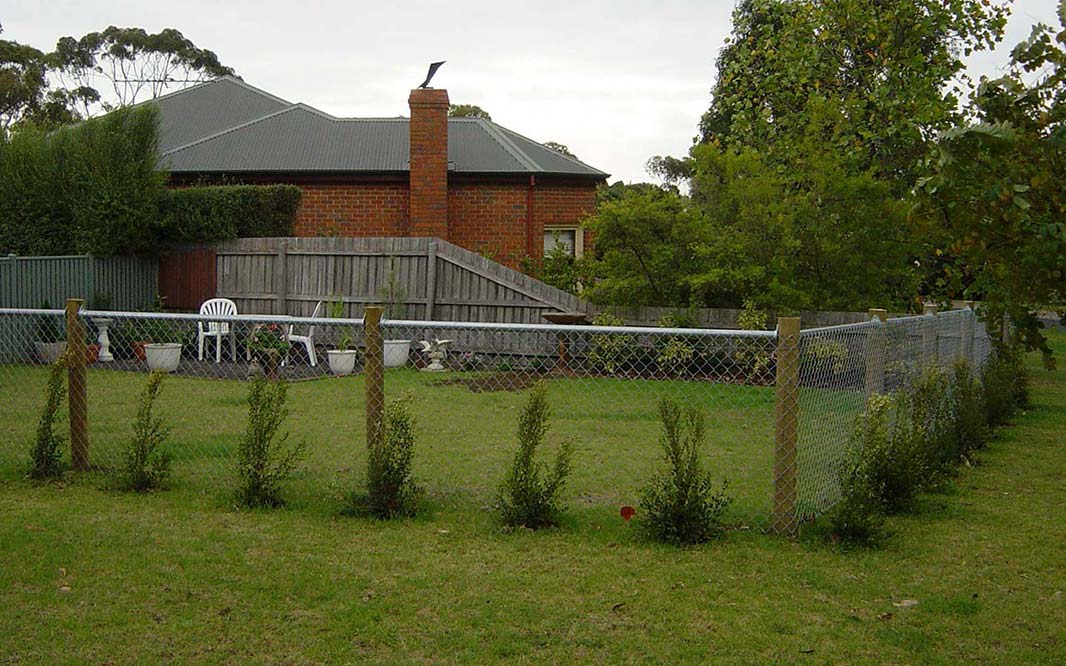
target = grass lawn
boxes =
[1,333,1064,663]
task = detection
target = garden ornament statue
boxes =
[419,339,453,372]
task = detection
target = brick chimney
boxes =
[408,88,450,238]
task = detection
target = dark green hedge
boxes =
[0,105,165,256]
[0,105,302,256]
[160,185,301,243]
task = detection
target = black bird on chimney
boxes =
[419,61,446,88]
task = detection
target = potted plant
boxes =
[327,329,358,376]
[248,323,291,379]
[379,258,411,369]
[145,319,184,373]
[33,302,66,364]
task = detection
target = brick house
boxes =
[154,77,608,267]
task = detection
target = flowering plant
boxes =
[249,324,291,356]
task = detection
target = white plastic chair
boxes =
[284,300,323,367]
[197,298,238,363]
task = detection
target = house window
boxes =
[544,228,582,257]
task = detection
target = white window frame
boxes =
[543,226,584,258]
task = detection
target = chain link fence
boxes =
[0,302,991,533]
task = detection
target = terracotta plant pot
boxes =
[86,344,100,364]
[132,341,148,362]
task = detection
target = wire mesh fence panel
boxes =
[381,319,781,527]
[794,308,990,520]
[0,303,993,531]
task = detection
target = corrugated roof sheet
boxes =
[155,76,608,178]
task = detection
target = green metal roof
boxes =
[155,77,608,179]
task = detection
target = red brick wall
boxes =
[293,183,409,236]
[534,183,597,255]
[284,178,598,270]
[408,88,450,238]
[448,183,529,265]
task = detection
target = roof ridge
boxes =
[160,104,310,157]
[145,75,292,108]
[474,119,539,172]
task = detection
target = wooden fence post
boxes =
[772,316,801,536]
[961,301,975,364]
[864,308,887,397]
[65,298,89,471]
[364,305,384,447]
[922,303,938,368]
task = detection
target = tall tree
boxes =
[448,103,491,120]
[914,2,1066,364]
[51,26,233,116]
[0,25,82,132]
[696,0,1010,193]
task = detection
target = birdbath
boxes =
[542,312,589,375]
[95,318,114,362]
[419,339,453,372]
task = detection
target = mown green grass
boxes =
[0,366,777,523]
[0,334,1063,664]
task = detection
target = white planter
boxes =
[383,340,411,368]
[327,349,358,376]
[146,343,182,373]
[35,341,67,365]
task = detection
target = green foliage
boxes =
[497,382,573,529]
[824,443,886,546]
[348,395,422,520]
[51,26,233,115]
[982,344,1029,427]
[587,311,629,374]
[733,301,772,377]
[115,371,171,492]
[0,28,82,132]
[236,376,304,508]
[448,104,491,120]
[913,5,1066,366]
[950,361,988,462]
[0,105,165,255]
[639,399,730,545]
[159,185,300,244]
[520,241,588,295]
[28,359,66,480]
[848,393,927,515]
[900,365,956,480]
[699,0,1008,191]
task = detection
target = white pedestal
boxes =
[96,318,114,362]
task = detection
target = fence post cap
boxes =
[922,303,939,316]
[868,308,887,323]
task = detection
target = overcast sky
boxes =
[4,0,1059,183]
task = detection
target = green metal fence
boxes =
[0,254,157,310]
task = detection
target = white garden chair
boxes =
[197,298,238,363]
[284,300,323,367]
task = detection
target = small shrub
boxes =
[733,301,772,378]
[236,376,305,508]
[115,371,172,492]
[29,360,67,480]
[850,393,926,515]
[950,361,988,462]
[981,344,1028,427]
[639,399,730,545]
[656,313,695,376]
[497,382,573,529]
[824,453,885,546]
[347,395,422,519]
[900,365,955,481]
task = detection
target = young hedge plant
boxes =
[29,360,67,480]
[950,360,988,463]
[115,371,172,492]
[236,376,305,508]
[346,395,422,519]
[981,343,1029,428]
[639,399,730,545]
[497,382,573,529]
